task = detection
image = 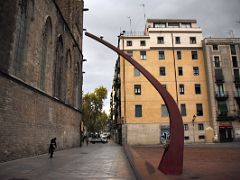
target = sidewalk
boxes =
[124,142,240,180]
[0,141,135,180]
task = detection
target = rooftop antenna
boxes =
[140,3,146,21]
[127,16,132,34]
[228,30,234,38]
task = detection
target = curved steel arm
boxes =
[85,32,184,175]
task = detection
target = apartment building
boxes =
[115,19,211,145]
[110,59,122,144]
[203,38,240,142]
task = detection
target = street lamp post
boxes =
[192,115,196,143]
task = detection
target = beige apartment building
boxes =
[116,19,211,145]
[203,38,240,142]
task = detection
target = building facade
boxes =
[110,59,122,144]
[203,38,240,142]
[114,19,211,145]
[0,0,84,162]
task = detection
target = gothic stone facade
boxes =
[0,0,84,162]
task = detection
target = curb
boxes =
[123,145,143,180]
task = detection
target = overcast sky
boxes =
[82,0,240,113]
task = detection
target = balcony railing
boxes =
[124,31,146,36]
[217,113,236,121]
[215,91,228,100]
[234,91,240,98]
[234,76,240,83]
[215,75,224,82]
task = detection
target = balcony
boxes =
[217,113,235,121]
[234,76,240,84]
[215,91,228,101]
[215,75,224,83]
[234,91,240,98]
[234,92,240,107]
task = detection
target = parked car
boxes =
[101,137,108,143]
[101,132,110,139]
[90,133,107,144]
[90,137,102,144]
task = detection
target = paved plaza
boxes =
[1,141,240,180]
[0,141,135,180]
[126,142,240,180]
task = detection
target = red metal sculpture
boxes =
[85,32,184,175]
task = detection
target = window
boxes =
[134,67,141,76]
[127,41,132,46]
[55,36,64,98]
[175,37,181,44]
[196,104,203,116]
[135,105,142,117]
[178,67,183,76]
[236,85,240,96]
[134,85,141,95]
[159,67,166,76]
[195,84,201,94]
[177,51,181,60]
[190,37,196,44]
[184,136,190,140]
[154,22,166,28]
[218,101,228,116]
[180,104,187,116]
[193,67,199,76]
[184,124,189,131]
[168,22,179,28]
[181,23,191,28]
[140,40,146,46]
[198,123,204,131]
[215,69,224,81]
[234,69,240,81]
[127,51,133,57]
[140,51,146,60]
[230,44,236,55]
[199,135,205,140]
[212,44,218,51]
[216,84,224,97]
[40,17,52,90]
[179,84,184,94]
[232,56,238,67]
[159,51,165,60]
[214,56,221,67]
[191,51,198,60]
[157,37,164,44]
[161,105,169,117]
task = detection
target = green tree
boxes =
[82,86,108,133]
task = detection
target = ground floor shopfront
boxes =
[218,121,240,142]
[121,122,212,145]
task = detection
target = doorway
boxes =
[219,127,233,142]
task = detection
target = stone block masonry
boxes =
[0,74,81,162]
[0,0,84,162]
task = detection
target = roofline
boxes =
[203,37,240,40]
[146,19,197,23]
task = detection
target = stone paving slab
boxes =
[125,142,240,180]
[0,141,136,180]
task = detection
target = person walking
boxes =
[86,135,89,146]
[48,137,57,158]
